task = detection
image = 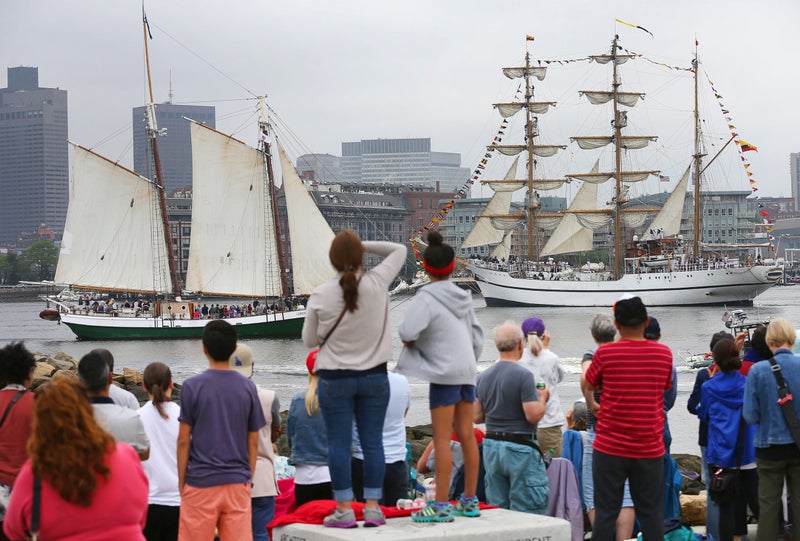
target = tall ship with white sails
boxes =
[465,36,782,307]
[45,17,335,339]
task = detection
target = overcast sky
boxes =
[3,0,799,200]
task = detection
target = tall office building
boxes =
[0,67,68,244]
[791,153,800,214]
[341,138,469,191]
[132,102,215,193]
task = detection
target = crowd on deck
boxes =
[2,229,800,541]
[68,295,307,319]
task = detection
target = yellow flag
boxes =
[615,18,653,37]
[526,35,535,41]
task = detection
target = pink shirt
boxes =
[3,443,148,541]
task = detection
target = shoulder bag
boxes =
[767,356,800,452]
[28,473,41,541]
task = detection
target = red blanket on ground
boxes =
[268,500,496,537]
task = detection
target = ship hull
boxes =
[58,310,305,340]
[469,264,781,307]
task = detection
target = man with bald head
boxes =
[475,322,550,514]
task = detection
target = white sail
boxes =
[534,215,562,231]
[502,66,547,81]
[494,101,554,118]
[186,123,282,297]
[574,212,613,229]
[534,179,569,191]
[55,145,171,294]
[491,231,514,260]
[278,145,337,295]
[566,172,614,184]
[580,91,645,107]
[621,212,651,229]
[589,54,634,65]
[461,158,520,249]
[533,145,566,158]
[491,216,526,230]
[540,162,599,256]
[646,165,691,236]
[572,135,657,150]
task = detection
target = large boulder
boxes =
[680,493,706,525]
[33,362,56,379]
[47,353,78,372]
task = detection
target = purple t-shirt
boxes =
[179,369,266,487]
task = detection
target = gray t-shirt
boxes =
[476,361,539,433]
[91,400,150,453]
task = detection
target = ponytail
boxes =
[305,373,320,416]
[340,269,359,312]
[528,334,544,356]
[143,362,172,420]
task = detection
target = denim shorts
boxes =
[429,383,476,409]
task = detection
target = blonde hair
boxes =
[527,334,544,356]
[766,318,796,349]
[305,373,320,416]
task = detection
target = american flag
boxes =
[659,175,670,183]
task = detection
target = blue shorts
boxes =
[429,383,476,409]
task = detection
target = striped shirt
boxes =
[584,339,673,459]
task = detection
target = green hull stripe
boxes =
[62,317,304,340]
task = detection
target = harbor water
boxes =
[1,285,797,456]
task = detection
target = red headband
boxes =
[422,259,455,276]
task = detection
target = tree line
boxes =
[0,241,59,284]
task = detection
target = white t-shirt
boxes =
[520,348,566,429]
[353,372,411,463]
[138,401,180,506]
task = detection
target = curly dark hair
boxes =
[0,342,36,386]
[29,379,115,506]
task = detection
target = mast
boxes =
[612,35,623,277]
[692,44,701,260]
[142,10,180,297]
[258,97,290,299]
[524,50,536,260]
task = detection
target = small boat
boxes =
[680,351,713,369]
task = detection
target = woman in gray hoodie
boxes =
[398,231,484,523]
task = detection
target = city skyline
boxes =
[2,0,798,203]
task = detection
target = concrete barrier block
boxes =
[273,508,571,541]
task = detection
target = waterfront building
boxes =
[132,102,215,194]
[745,196,796,221]
[400,185,458,235]
[0,67,68,244]
[296,153,342,183]
[341,137,469,191]
[166,186,192,285]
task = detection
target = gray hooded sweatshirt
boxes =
[397,280,483,385]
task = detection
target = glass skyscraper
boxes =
[0,67,68,244]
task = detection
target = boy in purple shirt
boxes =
[177,320,266,541]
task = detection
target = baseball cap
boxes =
[521,317,546,337]
[229,343,254,378]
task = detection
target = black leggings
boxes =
[294,482,332,509]
[717,468,759,541]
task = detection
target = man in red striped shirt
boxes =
[583,295,673,541]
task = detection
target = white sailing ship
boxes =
[465,36,782,307]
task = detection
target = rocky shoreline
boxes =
[32,352,710,525]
